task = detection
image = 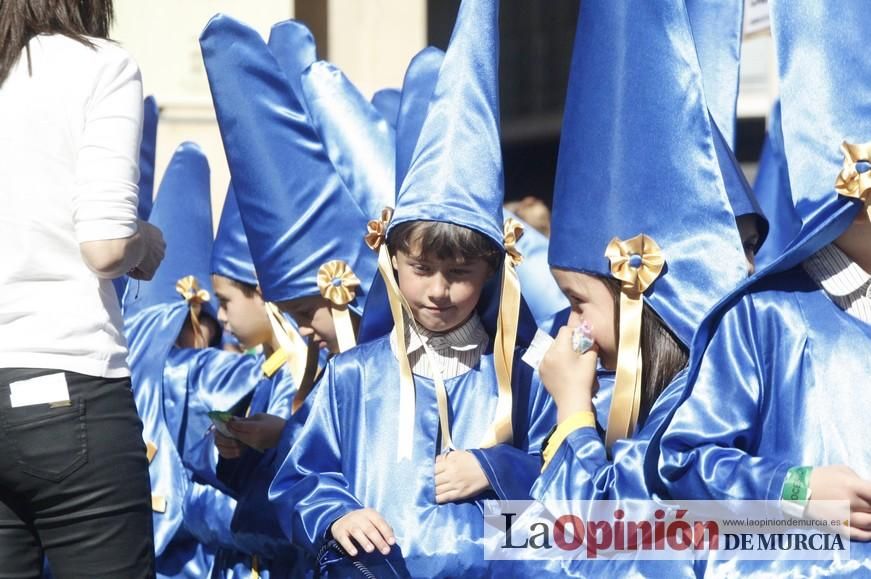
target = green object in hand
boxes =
[208,410,236,438]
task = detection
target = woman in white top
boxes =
[0,1,164,576]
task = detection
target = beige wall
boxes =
[112,0,426,231]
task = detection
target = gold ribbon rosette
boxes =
[835,141,871,220]
[480,218,524,449]
[317,260,361,353]
[603,234,664,451]
[175,275,211,349]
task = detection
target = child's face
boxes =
[736,215,760,275]
[392,244,491,333]
[551,268,618,370]
[280,295,340,353]
[211,274,271,350]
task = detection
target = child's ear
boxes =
[391,254,399,271]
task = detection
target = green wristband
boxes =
[781,466,813,518]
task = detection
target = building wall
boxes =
[112,0,426,229]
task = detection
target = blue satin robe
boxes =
[125,302,265,578]
[185,357,315,578]
[658,268,871,576]
[269,335,555,577]
[531,370,702,578]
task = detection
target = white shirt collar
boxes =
[803,244,871,298]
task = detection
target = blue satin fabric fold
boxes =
[753,101,801,271]
[371,88,400,129]
[200,15,378,314]
[391,0,505,248]
[269,336,554,576]
[657,268,871,575]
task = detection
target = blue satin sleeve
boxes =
[183,480,238,551]
[268,361,364,553]
[170,348,263,461]
[469,360,556,500]
[657,295,792,503]
[533,371,687,502]
[229,448,298,559]
[184,430,236,496]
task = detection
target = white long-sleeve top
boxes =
[0,35,143,378]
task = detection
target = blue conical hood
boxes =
[138,95,159,220]
[210,184,257,287]
[549,0,747,346]
[758,0,871,275]
[395,46,444,190]
[685,0,744,148]
[390,0,504,247]
[123,142,215,318]
[301,61,395,220]
[200,15,378,313]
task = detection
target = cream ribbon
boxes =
[835,141,871,220]
[479,218,524,448]
[175,275,211,348]
[317,260,361,353]
[603,234,664,451]
[366,208,421,460]
[263,302,309,411]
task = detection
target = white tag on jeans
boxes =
[9,373,70,408]
[521,329,555,371]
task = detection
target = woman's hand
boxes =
[434,450,491,503]
[539,325,598,423]
[226,413,286,451]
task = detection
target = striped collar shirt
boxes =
[802,243,871,324]
[390,313,489,380]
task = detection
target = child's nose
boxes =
[428,274,451,301]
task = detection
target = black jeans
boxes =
[0,368,155,579]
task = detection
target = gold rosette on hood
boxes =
[603,234,664,451]
[835,141,871,220]
[316,260,360,353]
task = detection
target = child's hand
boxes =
[214,430,245,459]
[330,508,396,556]
[807,465,871,541]
[226,413,286,451]
[539,325,598,423]
[434,450,491,504]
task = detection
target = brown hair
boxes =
[388,220,503,272]
[0,0,114,86]
[601,276,688,426]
